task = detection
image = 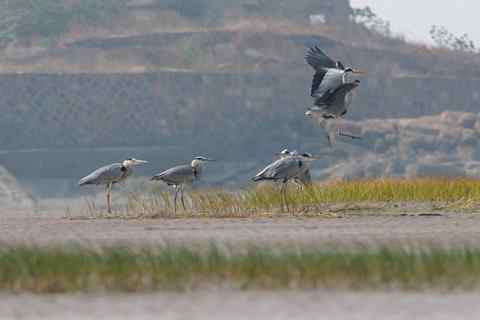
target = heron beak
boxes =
[352,69,367,75]
[134,159,148,165]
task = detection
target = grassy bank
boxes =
[109,177,480,218]
[193,177,480,213]
[2,245,480,293]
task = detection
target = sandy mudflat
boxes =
[0,290,478,320]
[2,207,480,319]
[1,207,480,249]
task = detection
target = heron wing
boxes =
[310,69,327,97]
[312,69,344,99]
[305,46,337,70]
[152,165,194,185]
[296,169,312,185]
[254,158,301,181]
[253,159,280,180]
[325,82,360,106]
[316,82,359,117]
[79,163,125,185]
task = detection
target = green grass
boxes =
[159,177,480,217]
[74,177,480,219]
[2,245,480,293]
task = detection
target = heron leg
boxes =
[323,119,334,147]
[280,181,289,213]
[173,186,178,214]
[326,133,333,147]
[279,183,285,212]
[180,184,186,210]
[284,181,290,213]
[106,183,112,214]
[337,122,362,140]
[294,179,304,192]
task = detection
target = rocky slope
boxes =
[308,111,480,180]
[0,166,34,208]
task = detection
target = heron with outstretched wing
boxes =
[304,46,365,146]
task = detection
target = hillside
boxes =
[0,1,479,194]
[1,1,479,78]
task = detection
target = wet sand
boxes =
[1,208,480,249]
[2,207,480,319]
[1,290,478,320]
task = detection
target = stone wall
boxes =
[0,71,479,192]
[0,72,479,152]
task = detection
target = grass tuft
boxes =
[74,177,480,219]
[2,245,480,292]
[187,177,480,216]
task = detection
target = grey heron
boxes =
[253,153,319,212]
[304,45,364,145]
[151,156,215,212]
[78,158,148,213]
[275,149,312,187]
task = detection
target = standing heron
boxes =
[304,45,365,145]
[151,156,215,212]
[78,158,148,213]
[253,153,319,211]
[275,149,312,187]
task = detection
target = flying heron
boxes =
[78,158,148,213]
[151,156,215,212]
[304,45,365,145]
[253,153,319,211]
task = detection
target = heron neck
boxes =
[191,160,204,168]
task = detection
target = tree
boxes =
[0,0,128,46]
[351,6,391,37]
[430,25,476,52]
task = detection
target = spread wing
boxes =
[309,81,360,118]
[306,46,344,98]
[312,69,344,99]
[324,81,360,106]
[310,69,327,97]
[305,46,337,70]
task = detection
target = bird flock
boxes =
[79,45,364,213]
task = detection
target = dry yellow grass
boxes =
[189,177,480,215]
[74,177,480,219]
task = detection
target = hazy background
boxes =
[0,0,478,207]
[351,0,480,44]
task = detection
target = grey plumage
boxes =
[78,163,131,186]
[78,158,148,213]
[297,169,312,185]
[253,153,319,211]
[308,80,360,120]
[305,45,364,145]
[306,46,346,104]
[151,164,201,186]
[275,149,312,187]
[151,156,214,213]
[253,157,303,183]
